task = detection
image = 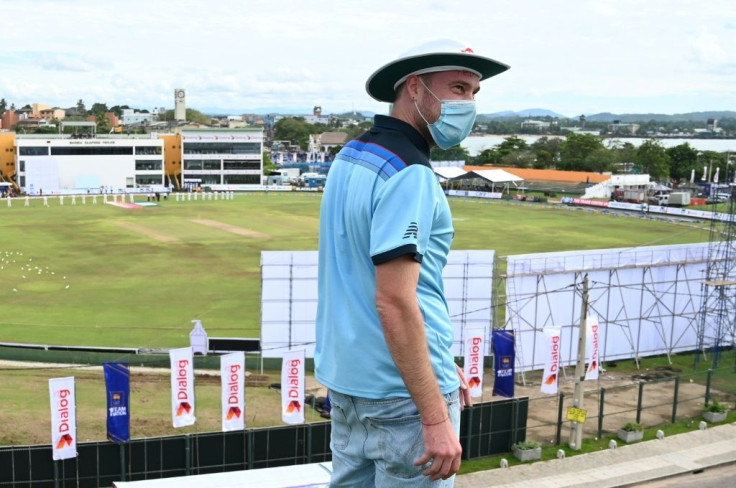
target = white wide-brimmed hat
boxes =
[365,38,509,103]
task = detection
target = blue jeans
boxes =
[328,389,461,487]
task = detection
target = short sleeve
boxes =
[370,165,439,265]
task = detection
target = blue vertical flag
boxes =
[103,362,130,443]
[492,330,515,398]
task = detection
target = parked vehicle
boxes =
[613,188,648,203]
[649,194,669,206]
[667,192,691,207]
[706,193,730,204]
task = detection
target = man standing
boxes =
[315,39,509,486]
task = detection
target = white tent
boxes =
[451,168,524,193]
[433,166,467,181]
[464,169,524,184]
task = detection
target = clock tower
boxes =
[174,88,186,121]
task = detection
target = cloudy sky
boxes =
[1,0,734,117]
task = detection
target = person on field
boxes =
[315,39,509,486]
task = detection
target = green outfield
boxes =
[0,193,711,348]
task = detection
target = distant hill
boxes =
[198,106,735,123]
[480,108,568,119]
[584,111,736,123]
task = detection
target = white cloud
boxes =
[0,0,734,115]
[39,54,112,72]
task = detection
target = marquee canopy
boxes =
[433,167,468,181]
[454,169,524,184]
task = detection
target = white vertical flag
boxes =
[690,169,695,184]
[714,167,720,183]
[221,352,246,432]
[49,377,77,460]
[170,347,196,428]
[541,327,561,394]
[463,328,485,398]
[702,166,708,181]
[585,315,600,381]
[281,349,305,424]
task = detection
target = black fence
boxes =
[0,398,528,488]
[516,366,734,448]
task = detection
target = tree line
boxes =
[272,116,733,184]
[476,115,736,137]
[431,133,732,184]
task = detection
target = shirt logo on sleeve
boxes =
[403,222,418,239]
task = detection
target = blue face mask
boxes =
[415,79,477,150]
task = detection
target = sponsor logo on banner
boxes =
[541,328,561,394]
[49,377,77,460]
[463,328,485,398]
[220,352,245,432]
[585,315,600,381]
[103,362,130,443]
[281,350,305,424]
[492,329,515,398]
[170,347,196,428]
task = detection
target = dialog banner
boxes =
[585,315,600,381]
[221,352,246,432]
[541,327,561,394]
[49,377,77,460]
[463,328,485,398]
[170,347,196,428]
[281,349,305,424]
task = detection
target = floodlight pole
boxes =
[569,274,589,451]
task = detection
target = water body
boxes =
[461,135,736,156]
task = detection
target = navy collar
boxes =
[373,115,430,159]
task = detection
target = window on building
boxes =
[224,160,261,170]
[19,160,25,172]
[135,160,163,171]
[135,175,163,185]
[184,160,203,170]
[135,146,163,155]
[224,174,261,184]
[185,173,221,185]
[19,146,49,156]
[183,142,260,155]
[203,160,221,170]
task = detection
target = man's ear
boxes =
[405,75,421,101]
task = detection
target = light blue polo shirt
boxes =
[314,115,459,399]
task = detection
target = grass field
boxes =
[0,192,724,447]
[0,193,711,348]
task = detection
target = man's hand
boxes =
[456,364,472,410]
[414,417,463,481]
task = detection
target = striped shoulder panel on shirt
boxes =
[338,139,407,181]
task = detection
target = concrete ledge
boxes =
[457,423,736,488]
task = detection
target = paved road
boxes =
[631,462,736,487]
